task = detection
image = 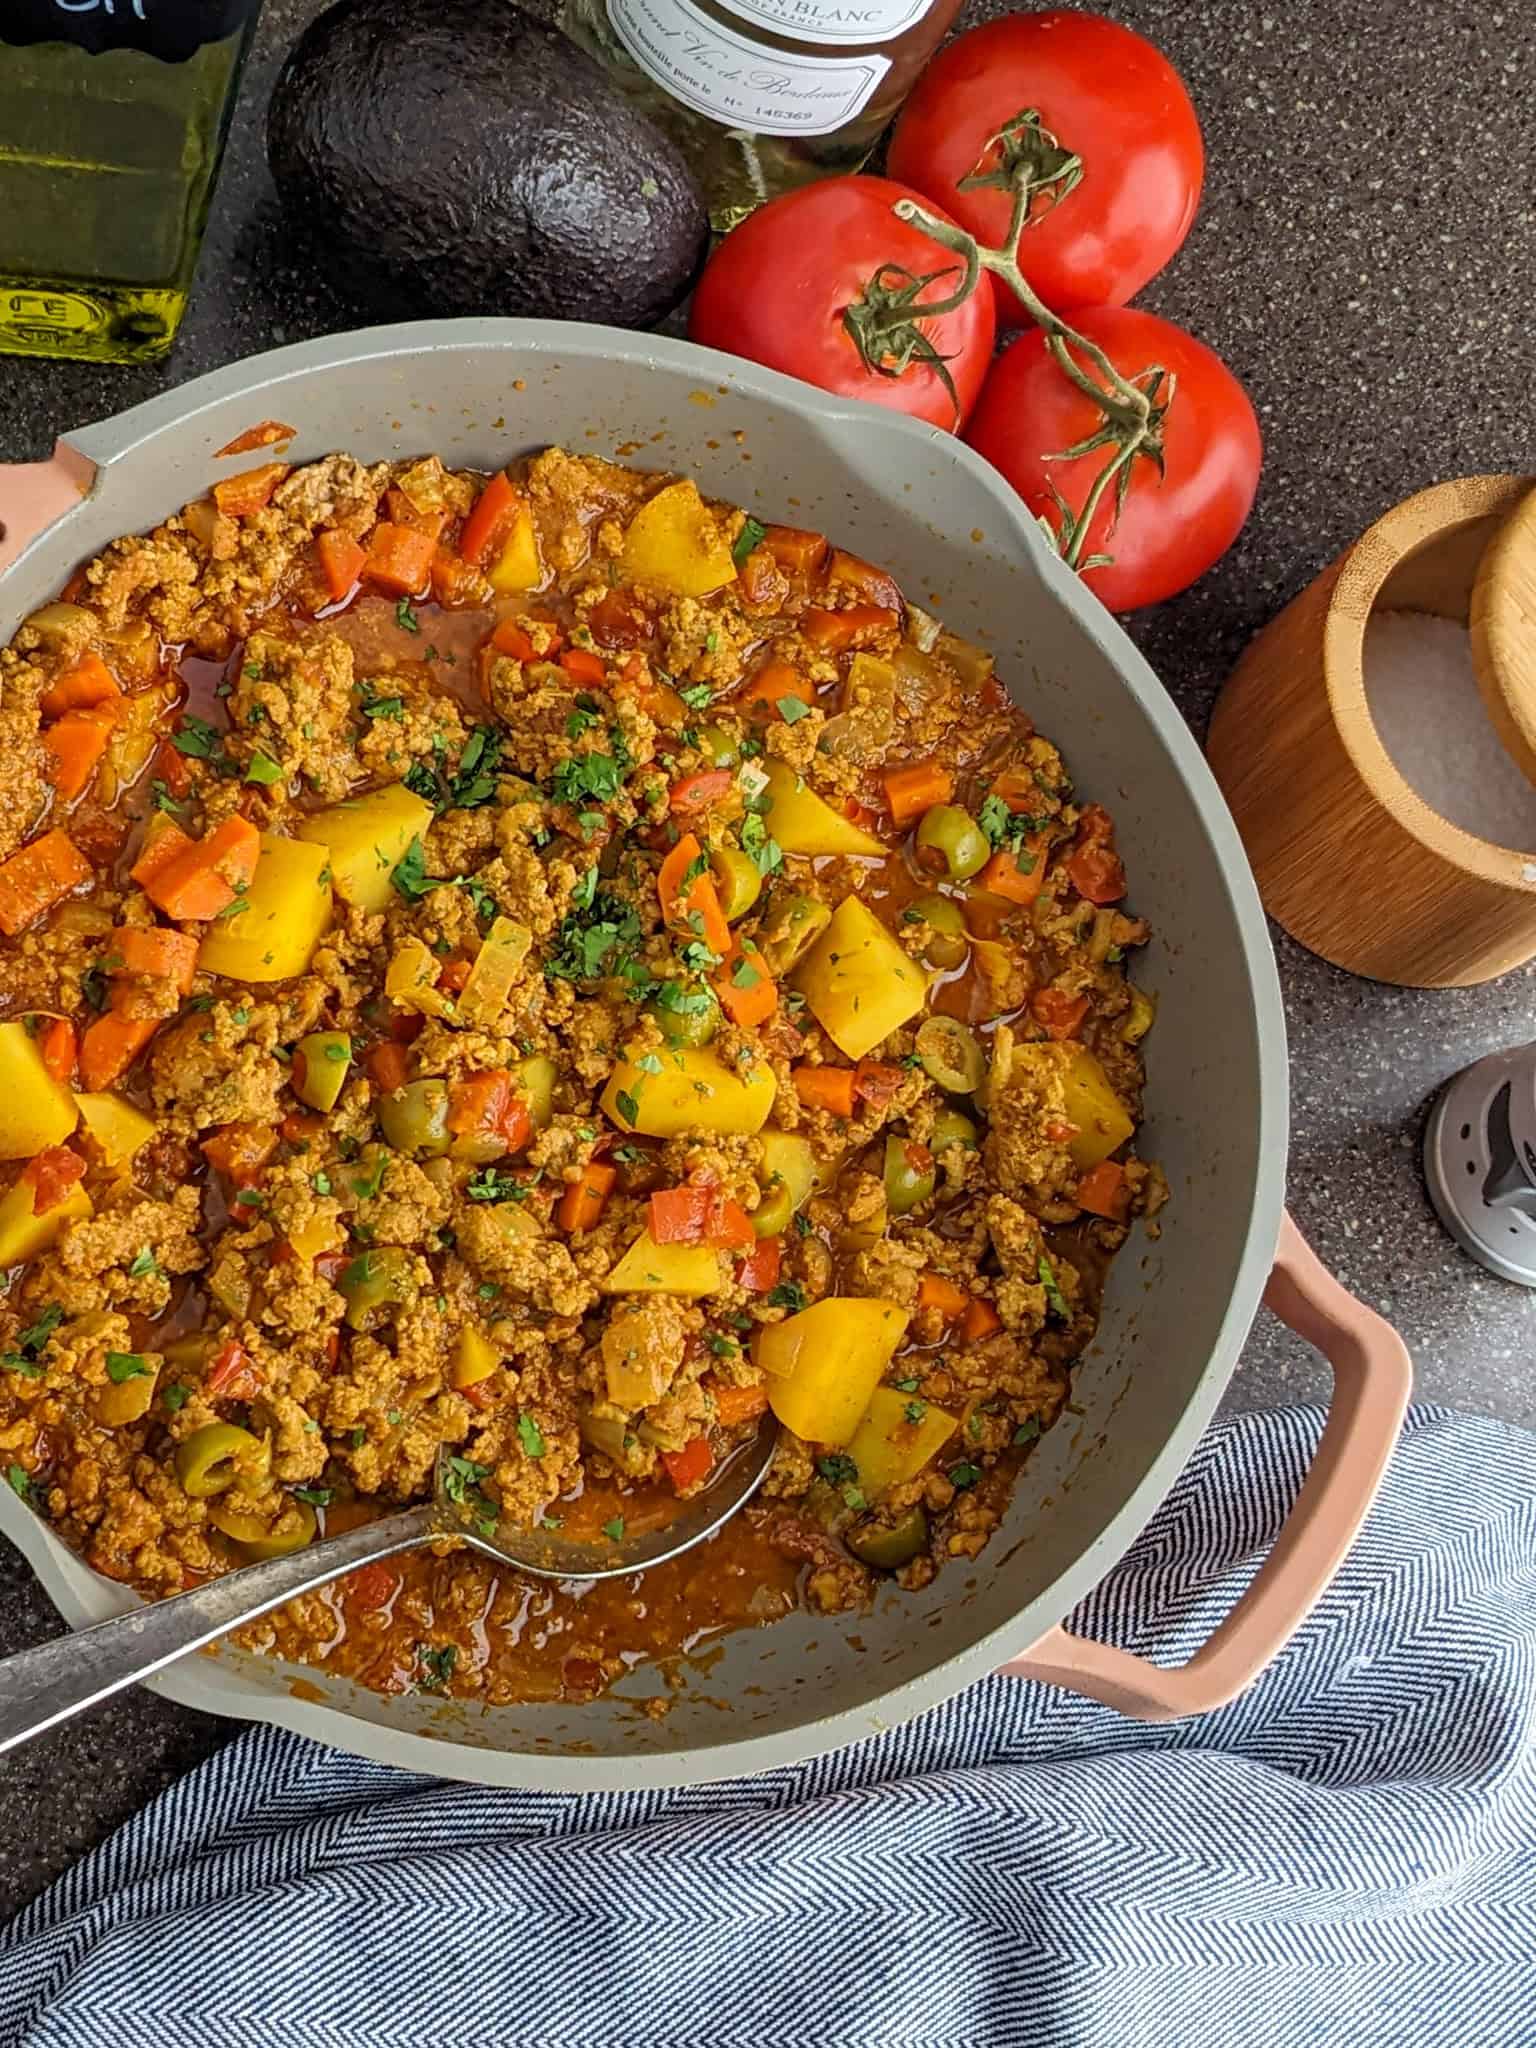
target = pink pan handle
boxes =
[0,445,96,580]
[999,1211,1412,1720]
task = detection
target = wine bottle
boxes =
[561,0,963,232]
[0,0,262,366]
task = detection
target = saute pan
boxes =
[0,322,1411,1787]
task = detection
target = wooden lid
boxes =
[1471,480,1536,790]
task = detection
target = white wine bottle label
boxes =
[711,0,935,48]
[608,0,892,136]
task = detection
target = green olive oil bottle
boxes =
[0,1,262,365]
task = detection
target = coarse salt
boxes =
[1363,609,1536,850]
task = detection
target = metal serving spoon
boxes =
[0,1424,780,1756]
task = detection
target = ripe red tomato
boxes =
[887,10,1203,322]
[964,307,1261,612]
[688,177,996,432]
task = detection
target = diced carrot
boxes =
[735,1235,781,1294]
[851,1059,904,1109]
[21,1144,86,1216]
[211,463,288,518]
[152,738,192,799]
[650,1186,715,1245]
[348,1560,401,1610]
[882,759,953,828]
[709,1377,771,1425]
[711,1198,756,1251]
[315,529,366,604]
[361,521,436,598]
[429,549,488,608]
[201,1122,277,1187]
[366,1042,410,1093]
[37,1017,76,1085]
[111,925,200,995]
[78,1011,157,1092]
[793,1064,856,1118]
[40,652,122,722]
[736,660,813,717]
[959,1297,1002,1343]
[0,829,92,936]
[41,707,115,801]
[491,616,562,662]
[990,768,1042,813]
[215,421,296,458]
[558,648,606,686]
[1067,804,1126,906]
[142,815,260,922]
[763,525,828,577]
[825,550,903,611]
[558,1161,616,1234]
[715,941,778,1030]
[917,1270,970,1319]
[1075,1159,1130,1221]
[130,816,195,892]
[843,796,880,831]
[978,842,1046,906]
[436,956,473,994]
[801,604,899,650]
[661,1435,714,1492]
[1031,987,1089,1041]
[205,1339,261,1401]
[384,487,448,541]
[279,1111,325,1145]
[669,769,734,816]
[458,471,520,569]
[657,832,731,957]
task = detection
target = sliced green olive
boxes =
[377,1079,452,1158]
[292,1031,352,1113]
[915,805,989,882]
[759,893,831,975]
[710,844,763,921]
[846,1504,929,1570]
[883,1133,936,1216]
[930,1108,979,1152]
[646,983,720,1048]
[753,1175,794,1238]
[175,1422,265,1499]
[907,892,969,969]
[339,1246,417,1331]
[1122,986,1156,1043]
[916,1015,986,1094]
[518,1053,557,1127]
[209,1497,317,1558]
[697,723,739,769]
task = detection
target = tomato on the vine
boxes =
[964,307,1261,612]
[887,10,1203,321]
[687,177,997,432]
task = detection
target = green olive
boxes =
[753,1175,794,1238]
[175,1422,265,1499]
[915,805,989,882]
[292,1031,352,1113]
[916,1016,986,1094]
[846,1504,929,1570]
[696,723,739,768]
[883,1133,936,1216]
[759,894,831,975]
[646,983,720,1048]
[710,845,763,921]
[339,1246,418,1331]
[209,1497,317,1558]
[930,1108,979,1152]
[377,1079,452,1158]
[908,892,969,969]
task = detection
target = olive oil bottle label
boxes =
[709,0,934,46]
[608,0,891,135]
[1,0,259,62]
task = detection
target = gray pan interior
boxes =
[0,321,1287,1786]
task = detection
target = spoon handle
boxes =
[0,1504,431,1756]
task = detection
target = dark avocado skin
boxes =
[267,0,708,328]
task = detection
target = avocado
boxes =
[267,0,707,329]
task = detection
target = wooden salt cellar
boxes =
[1207,475,1536,987]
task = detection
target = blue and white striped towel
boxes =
[2,1402,1534,2048]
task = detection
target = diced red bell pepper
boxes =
[21,1145,85,1215]
[661,1436,714,1492]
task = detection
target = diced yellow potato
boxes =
[601,1047,775,1138]
[452,1326,501,1389]
[759,1129,816,1212]
[291,1032,352,1113]
[601,1310,671,1407]
[96,1358,160,1427]
[457,916,531,1028]
[384,936,456,1019]
[519,1054,557,1128]
[754,758,883,857]
[73,1091,155,1169]
[791,896,927,1061]
[296,783,434,913]
[756,1297,910,1446]
[1061,1046,1134,1168]
[0,1021,78,1160]
[845,1386,958,1500]
[98,683,176,808]
[600,1231,725,1298]
[0,1176,90,1265]
[487,501,542,594]
[287,1207,344,1264]
[620,479,736,597]
[199,833,331,983]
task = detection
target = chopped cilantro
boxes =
[739,810,782,878]
[550,749,625,809]
[312,1171,332,1196]
[395,596,420,633]
[614,1088,641,1126]
[7,1464,30,1502]
[127,1249,160,1280]
[678,681,714,711]
[150,779,186,819]
[172,716,227,763]
[777,696,812,725]
[731,957,761,990]
[443,1455,490,1504]
[164,1383,191,1413]
[1013,1417,1041,1446]
[79,965,109,1013]
[565,705,599,740]
[602,1516,625,1542]
[466,1166,526,1204]
[1038,1253,1069,1320]
[892,1374,921,1393]
[414,1642,457,1690]
[903,1400,927,1424]
[817,1453,858,1488]
[948,1461,982,1490]
[516,1413,546,1459]
[732,515,767,565]
[291,1486,333,1507]
[360,695,404,721]
[767,1280,807,1314]
[390,836,431,903]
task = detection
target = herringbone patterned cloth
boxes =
[1,1403,1532,2048]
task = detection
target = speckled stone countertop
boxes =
[1,0,1533,1920]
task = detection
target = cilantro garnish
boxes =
[732,516,767,565]
[395,597,420,633]
[105,1352,150,1383]
[767,1280,807,1314]
[1038,1253,1069,1320]
[390,836,432,902]
[516,1413,546,1459]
